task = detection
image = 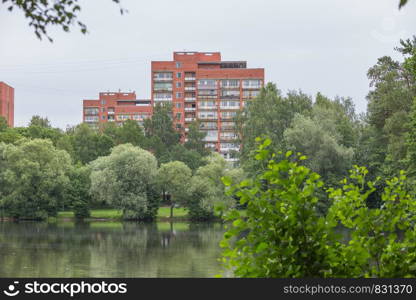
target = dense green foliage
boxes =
[89,144,159,220]
[157,161,192,218]
[0,139,72,219]
[221,139,416,277]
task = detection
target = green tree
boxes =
[72,123,114,164]
[103,119,145,146]
[0,129,23,144]
[144,103,181,161]
[283,112,354,185]
[327,167,416,277]
[65,165,92,219]
[0,116,8,132]
[89,144,159,220]
[365,48,416,176]
[28,115,51,128]
[220,139,335,277]
[237,84,312,175]
[157,161,192,219]
[184,121,208,156]
[0,139,72,219]
[188,153,232,220]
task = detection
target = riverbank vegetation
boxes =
[0,103,243,221]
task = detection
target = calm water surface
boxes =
[0,221,225,277]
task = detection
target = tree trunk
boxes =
[170,203,174,219]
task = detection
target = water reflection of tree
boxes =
[0,221,225,277]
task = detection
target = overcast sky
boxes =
[0,0,415,128]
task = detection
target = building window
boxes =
[176,113,181,120]
[101,99,106,105]
[101,115,106,120]
[176,62,182,68]
[101,107,106,112]
[175,103,182,108]
[177,72,182,79]
[176,123,182,129]
[84,108,99,115]
[153,92,173,101]
[176,92,182,98]
[154,72,173,80]
[176,82,182,88]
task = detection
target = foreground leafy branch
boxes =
[2,0,125,41]
[220,138,416,277]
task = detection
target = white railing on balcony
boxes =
[185,128,189,132]
[185,107,196,112]
[154,87,173,91]
[107,111,115,115]
[185,77,196,81]
[199,106,217,109]
[154,77,173,81]
[185,117,196,122]
[220,106,240,110]
[154,98,172,101]
[185,87,196,91]
[185,97,196,101]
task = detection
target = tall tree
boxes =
[28,115,51,128]
[157,161,192,219]
[0,139,72,219]
[144,103,180,161]
[184,121,208,156]
[89,144,159,220]
[72,123,114,164]
[0,116,8,132]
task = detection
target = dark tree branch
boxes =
[1,0,126,42]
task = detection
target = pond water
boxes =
[0,221,225,278]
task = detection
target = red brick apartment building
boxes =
[83,92,152,128]
[83,51,265,160]
[0,82,14,127]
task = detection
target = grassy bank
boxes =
[57,207,189,221]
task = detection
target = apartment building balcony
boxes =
[153,77,173,82]
[242,85,261,89]
[154,98,173,101]
[185,87,196,91]
[197,96,217,100]
[185,77,196,81]
[221,126,235,131]
[185,107,196,112]
[185,117,196,122]
[153,87,173,92]
[185,127,189,132]
[221,86,240,89]
[198,106,217,110]
[107,111,115,115]
[197,85,217,90]
[220,106,240,110]
[220,95,240,100]
[185,97,196,101]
